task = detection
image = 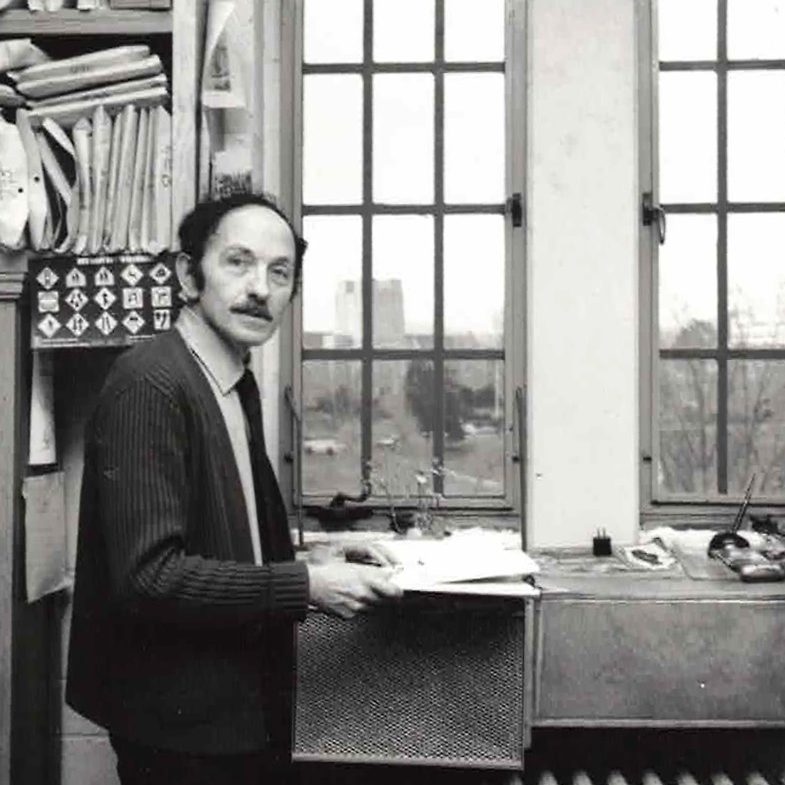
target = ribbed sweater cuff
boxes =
[269,561,309,620]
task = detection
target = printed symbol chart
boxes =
[30,254,181,349]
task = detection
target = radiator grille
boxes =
[293,606,525,768]
[532,771,783,785]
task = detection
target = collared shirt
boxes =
[176,306,263,565]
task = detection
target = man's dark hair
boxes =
[177,192,307,298]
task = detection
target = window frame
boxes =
[279,0,527,516]
[640,0,785,524]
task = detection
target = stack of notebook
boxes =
[0,44,171,254]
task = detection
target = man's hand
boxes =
[307,562,403,619]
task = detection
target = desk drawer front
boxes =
[537,599,785,724]
[294,608,525,767]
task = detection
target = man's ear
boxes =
[175,251,199,303]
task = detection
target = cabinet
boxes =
[0,5,204,784]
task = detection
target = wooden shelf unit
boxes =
[0,9,172,36]
[0,5,205,784]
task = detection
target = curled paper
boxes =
[0,39,49,74]
[0,115,29,251]
[16,108,49,251]
[200,0,253,197]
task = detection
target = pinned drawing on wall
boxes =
[22,471,70,603]
[200,0,254,199]
[29,350,57,466]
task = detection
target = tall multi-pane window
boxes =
[653,0,785,501]
[294,0,524,510]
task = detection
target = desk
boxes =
[293,543,785,773]
[533,559,785,727]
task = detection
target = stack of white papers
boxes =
[0,43,172,254]
[380,530,540,597]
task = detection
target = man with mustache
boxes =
[66,193,402,785]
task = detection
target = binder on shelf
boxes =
[71,117,92,255]
[127,106,148,252]
[109,104,138,252]
[89,105,112,255]
[151,105,171,251]
[140,106,155,252]
[102,108,124,249]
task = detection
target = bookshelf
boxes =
[0,3,205,783]
[0,9,173,35]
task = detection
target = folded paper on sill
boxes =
[22,472,71,603]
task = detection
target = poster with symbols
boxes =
[30,254,181,349]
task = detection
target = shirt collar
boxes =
[175,306,245,395]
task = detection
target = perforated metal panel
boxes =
[294,602,526,768]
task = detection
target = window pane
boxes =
[302,216,363,349]
[444,0,505,62]
[658,215,717,349]
[373,74,434,204]
[374,0,434,63]
[372,215,434,348]
[728,0,785,60]
[445,73,504,204]
[658,0,717,61]
[304,0,363,64]
[303,75,363,205]
[371,360,433,498]
[728,360,785,494]
[659,359,718,495]
[442,360,505,497]
[658,72,717,203]
[728,214,785,348]
[444,214,504,349]
[728,71,785,202]
[302,360,362,495]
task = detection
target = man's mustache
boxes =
[231,303,272,320]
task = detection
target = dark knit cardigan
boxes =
[66,328,309,755]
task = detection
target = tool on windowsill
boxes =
[707,472,756,553]
[707,474,785,581]
[304,480,374,531]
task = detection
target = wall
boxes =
[526,0,640,548]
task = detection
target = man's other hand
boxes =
[307,562,403,619]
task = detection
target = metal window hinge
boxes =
[642,192,666,244]
[507,192,523,228]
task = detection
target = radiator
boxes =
[294,601,528,768]
[532,769,781,785]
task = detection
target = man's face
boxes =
[181,204,297,355]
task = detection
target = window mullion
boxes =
[717,0,729,493]
[433,0,446,494]
[361,0,374,482]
